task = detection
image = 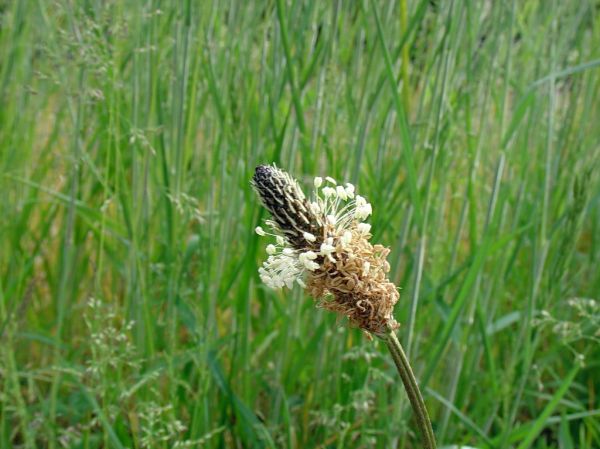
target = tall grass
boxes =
[1,1,599,448]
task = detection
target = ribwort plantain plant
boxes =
[252,164,436,449]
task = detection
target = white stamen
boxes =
[325,176,337,185]
[355,203,372,220]
[276,236,285,246]
[322,186,336,198]
[266,244,276,255]
[319,240,336,262]
[314,177,323,188]
[303,232,316,242]
[341,231,352,247]
[255,226,266,236]
[357,223,371,234]
[345,183,355,198]
[336,185,348,201]
[259,251,305,290]
[304,250,318,259]
[306,261,319,271]
[327,215,337,225]
[362,261,370,277]
[299,251,320,271]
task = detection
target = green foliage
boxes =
[1,1,599,448]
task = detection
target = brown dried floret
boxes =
[306,228,399,336]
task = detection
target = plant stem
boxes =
[384,329,437,449]
[399,0,411,114]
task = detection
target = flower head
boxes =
[252,164,399,336]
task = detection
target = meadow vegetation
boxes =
[1,1,599,447]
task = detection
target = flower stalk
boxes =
[384,329,437,449]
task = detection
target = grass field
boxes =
[1,1,599,448]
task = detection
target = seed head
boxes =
[252,164,399,336]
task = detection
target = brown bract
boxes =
[252,165,323,250]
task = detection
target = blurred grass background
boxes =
[1,0,599,448]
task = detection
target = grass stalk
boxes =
[399,0,410,114]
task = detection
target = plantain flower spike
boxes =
[252,164,399,336]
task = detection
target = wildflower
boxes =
[252,164,399,336]
[252,166,436,449]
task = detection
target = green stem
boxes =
[399,0,411,114]
[384,329,436,449]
